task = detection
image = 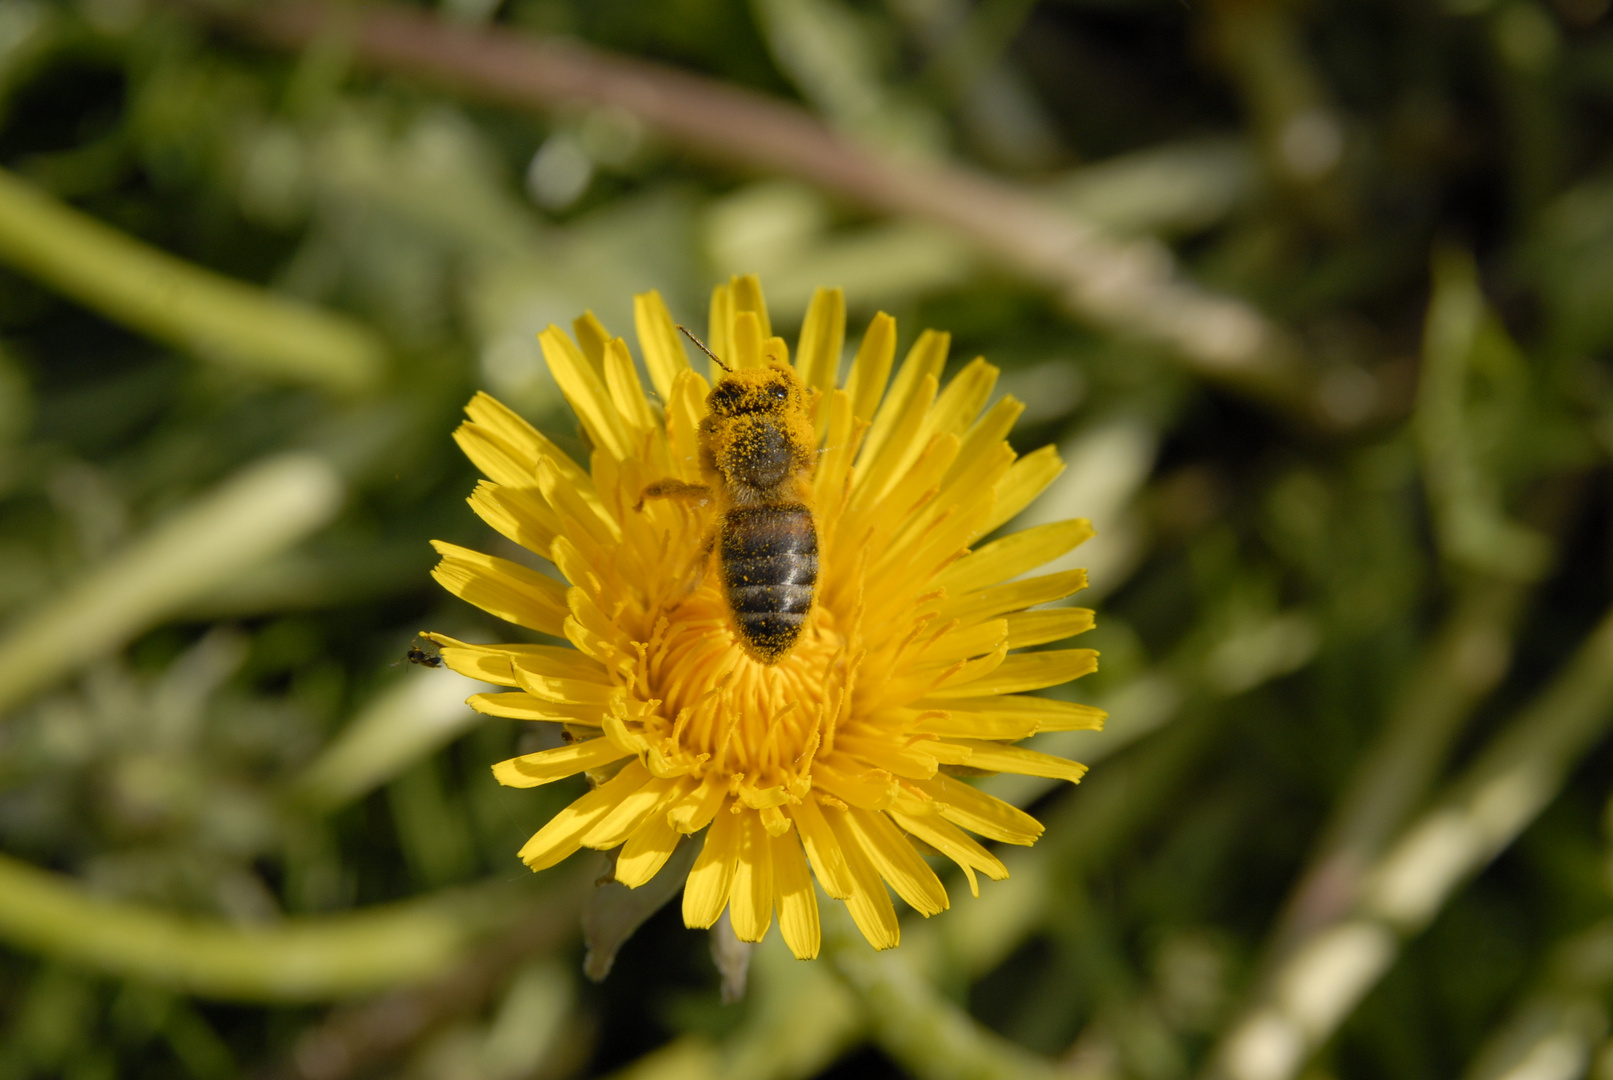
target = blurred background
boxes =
[1,0,1612,1078]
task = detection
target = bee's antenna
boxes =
[677,325,731,373]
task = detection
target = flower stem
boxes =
[1203,600,1613,1080]
[0,455,342,714]
[0,167,385,394]
[1271,579,1529,951]
[821,903,1066,1080]
[1460,918,1613,1080]
[0,853,532,1001]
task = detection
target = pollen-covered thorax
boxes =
[700,362,816,499]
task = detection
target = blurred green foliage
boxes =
[0,1,1610,1079]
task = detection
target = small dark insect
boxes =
[392,640,443,668]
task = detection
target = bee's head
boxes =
[706,362,806,419]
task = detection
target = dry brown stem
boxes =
[182,0,1359,423]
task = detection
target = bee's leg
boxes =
[678,529,720,596]
[635,479,712,512]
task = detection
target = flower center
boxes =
[632,584,850,795]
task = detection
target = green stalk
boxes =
[0,854,517,1001]
[0,454,343,713]
[1271,580,1529,951]
[1461,919,1613,1080]
[1204,601,1613,1080]
[821,904,1065,1080]
[0,167,385,394]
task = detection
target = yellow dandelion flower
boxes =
[426,276,1101,957]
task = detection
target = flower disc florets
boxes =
[427,277,1101,957]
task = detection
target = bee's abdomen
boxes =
[720,504,818,664]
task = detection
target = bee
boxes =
[637,328,818,665]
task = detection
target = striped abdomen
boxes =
[720,504,818,664]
